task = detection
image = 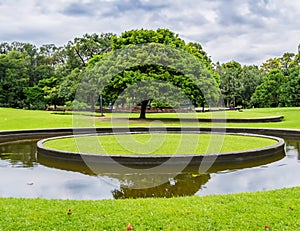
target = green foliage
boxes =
[0,34,299,111]
[217,61,243,107]
[65,100,89,111]
[68,32,114,67]
[111,28,186,50]
[240,65,263,107]
[217,62,264,108]
[0,51,29,108]
[0,33,114,110]
[252,50,300,108]
[251,69,286,107]
[280,66,300,106]
[23,85,45,110]
[87,29,220,118]
[58,68,84,103]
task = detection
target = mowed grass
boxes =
[84,107,299,130]
[0,107,73,130]
[0,106,300,230]
[44,133,277,155]
[1,187,300,230]
[1,107,300,130]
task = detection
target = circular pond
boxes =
[0,127,298,200]
[37,132,284,171]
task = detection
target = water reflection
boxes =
[197,139,300,196]
[112,173,210,199]
[0,141,37,167]
[37,145,284,199]
[286,140,300,160]
[0,139,299,200]
[38,153,211,199]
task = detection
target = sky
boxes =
[0,0,300,65]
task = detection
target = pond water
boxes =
[0,139,299,200]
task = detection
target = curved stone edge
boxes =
[35,130,285,167]
[1,126,299,144]
[197,115,284,123]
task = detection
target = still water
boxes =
[0,139,299,200]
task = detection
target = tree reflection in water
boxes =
[285,140,300,160]
[112,173,210,199]
[1,139,295,199]
[0,141,37,167]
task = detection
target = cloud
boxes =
[0,0,299,65]
[62,2,95,16]
[112,0,169,13]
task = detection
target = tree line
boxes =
[0,28,299,111]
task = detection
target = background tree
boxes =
[0,34,298,111]
[239,65,263,107]
[251,47,299,108]
[88,29,219,118]
[279,65,300,106]
[67,33,115,67]
[217,61,243,108]
[250,69,285,107]
[0,50,29,108]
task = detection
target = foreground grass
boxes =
[44,133,277,155]
[1,187,300,230]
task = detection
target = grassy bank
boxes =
[44,133,277,155]
[1,187,300,230]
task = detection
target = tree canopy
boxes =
[0,28,299,112]
[85,29,220,118]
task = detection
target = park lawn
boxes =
[223,107,300,129]
[0,187,300,230]
[1,107,300,130]
[0,106,300,230]
[44,133,277,155]
[88,107,300,129]
[0,107,73,130]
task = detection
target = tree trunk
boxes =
[90,93,95,111]
[201,102,205,112]
[139,100,148,119]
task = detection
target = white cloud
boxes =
[0,0,299,65]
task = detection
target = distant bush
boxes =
[66,100,89,111]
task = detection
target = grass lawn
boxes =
[1,187,300,230]
[1,107,300,130]
[1,106,300,230]
[0,107,73,130]
[44,133,277,155]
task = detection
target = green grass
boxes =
[44,133,277,155]
[0,107,73,130]
[1,107,300,130]
[214,107,300,130]
[1,106,300,230]
[1,187,300,230]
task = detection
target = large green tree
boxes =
[217,61,243,107]
[86,29,220,119]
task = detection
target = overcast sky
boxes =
[0,0,299,65]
